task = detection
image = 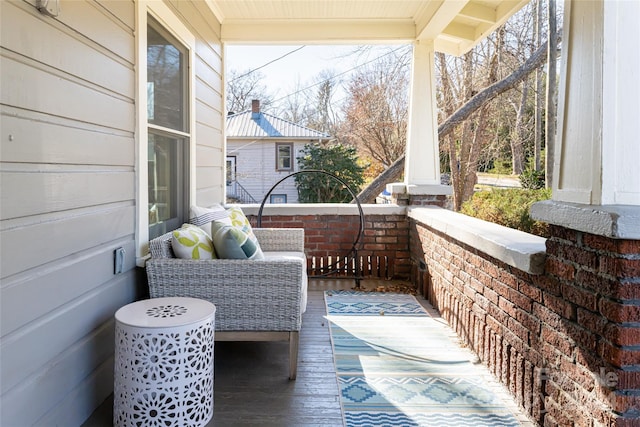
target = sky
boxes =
[225,44,409,105]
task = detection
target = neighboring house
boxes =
[226,100,331,204]
[1,1,637,426]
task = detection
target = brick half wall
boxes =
[247,211,411,280]
[411,219,640,427]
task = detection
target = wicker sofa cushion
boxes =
[262,251,308,314]
[171,224,215,260]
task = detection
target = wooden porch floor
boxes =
[209,279,359,427]
[83,279,534,427]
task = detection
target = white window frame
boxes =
[135,1,196,265]
[276,143,294,171]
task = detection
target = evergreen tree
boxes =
[296,143,366,203]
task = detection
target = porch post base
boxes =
[386,183,452,208]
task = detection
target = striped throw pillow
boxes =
[189,204,229,236]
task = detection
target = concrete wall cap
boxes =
[531,200,640,239]
[235,203,407,216]
[409,206,547,275]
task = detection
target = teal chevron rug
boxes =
[325,290,524,427]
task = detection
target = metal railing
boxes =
[226,180,258,204]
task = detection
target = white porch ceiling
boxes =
[207,0,529,56]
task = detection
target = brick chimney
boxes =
[251,99,260,119]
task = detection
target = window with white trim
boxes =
[276,143,293,171]
[146,16,190,240]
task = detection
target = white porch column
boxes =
[600,0,640,206]
[532,0,640,238]
[552,0,639,206]
[388,40,451,204]
[405,40,440,187]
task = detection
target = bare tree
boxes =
[341,50,410,168]
[510,81,529,175]
[437,26,503,210]
[226,69,273,114]
[272,69,342,136]
[357,40,549,204]
[305,70,341,136]
[509,3,540,175]
[276,78,311,124]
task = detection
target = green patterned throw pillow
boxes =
[217,206,257,239]
[211,223,264,260]
[171,224,216,260]
[211,207,264,259]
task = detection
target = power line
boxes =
[230,45,307,82]
[270,45,411,104]
[227,44,411,115]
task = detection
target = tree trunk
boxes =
[355,155,405,203]
[545,0,558,188]
[511,82,529,175]
[534,0,544,172]
[439,41,548,138]
[454,53,476,210]
[463,106,487,199]
[440,52,463,209]
[459,30,501,207]
[357,40,549,204]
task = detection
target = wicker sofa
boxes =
[146,228,307,380]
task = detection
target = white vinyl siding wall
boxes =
[0,1,223,425]
[0,2,137,425]
[227,139,307,203]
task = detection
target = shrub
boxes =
[519,168,545,189]
[295,143,366,203]
[460,188,552,237]
[486,159,512,175]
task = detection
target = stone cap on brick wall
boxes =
[408,205,547,275]
[237,203,407,216]
[531,200,640,239]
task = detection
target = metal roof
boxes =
[226,110,332,140]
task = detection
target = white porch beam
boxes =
[458,3,497,25]
[495,1,530,25]
[433,38,466,57]
[442,22,477,42]
[416,0,467,41]
[204,0,225,23]
[221,20,416,43]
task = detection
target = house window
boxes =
[276,143,293,171]
[147,16,190,240]
[270,194,287,204]
[226,156,236,186]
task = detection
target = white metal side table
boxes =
[113,297,216,427]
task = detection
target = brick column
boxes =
[531,201,640,426]
[386,182,452,208]
[541,225,640,426]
